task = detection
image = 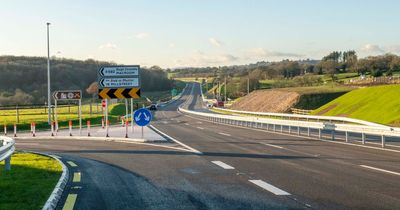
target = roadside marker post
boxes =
[52,90,82,136]
[101,117,105,129]
[69,120,73,136]
[125,120,129,138]
[87,120,91,137]
[4,123,7,136]
[51,121,55,136]
[32,122,36,137]
[13,123,17,137]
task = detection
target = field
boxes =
[0,152,62,210]
[312,84,400,126]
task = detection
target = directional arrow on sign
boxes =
[98,66,139,77]
[98,88,141,99]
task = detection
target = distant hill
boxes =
[0,56,172,105]
[312,84,400,126]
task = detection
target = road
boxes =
[16,82,400,209]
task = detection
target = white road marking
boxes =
[360,165,400,176]
[249,180,291,195]
[211,161,235,169]
[218,132,231,136]
[196,127,204,130]
[184,123,190,126]
[197,121,203,124]
[260,142,283,149]
[67,161,77,167]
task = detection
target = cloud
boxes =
[98,43,117,49]
[174,51,239,67]
[209,38,223,47]
[135,32,149,39]
[360,44,384,53]
[169,43,175,48]
[244,48,304,59]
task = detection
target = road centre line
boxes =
[67,161,77,167]
[62,194,77,210]
[73,172,81,182]
[218,132,231,137]
[260,142,284,149]
[360,165,400,176]
[211,161,235,169]
[249,180,291,195]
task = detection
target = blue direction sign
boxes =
[133,108,152,126]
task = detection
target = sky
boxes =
[1,0,400,68]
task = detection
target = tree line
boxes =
[0,56,172,105]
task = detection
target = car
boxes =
[149,104,157,110]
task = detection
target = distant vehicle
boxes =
[212,101,224,108]
[149,104,157,110]
[206,103,213,108]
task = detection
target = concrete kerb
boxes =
[14,136,163,143]
[17,150,69,210]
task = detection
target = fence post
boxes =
[381,135,385,148]
[318,129,321,139]
[362,133,365,144]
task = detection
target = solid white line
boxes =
[196,127,204,130]
[211,161,235,169]
[149,125,202,154]
[249,180,291,195]
[360,165,400,176]
[260,142,283,149]
[218,132,231,137]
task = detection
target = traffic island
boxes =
[0,152,62,210]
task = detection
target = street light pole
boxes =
[46,22,51,125]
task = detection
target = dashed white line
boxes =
[260,142,284,149]
[211,161,235,169]
[67,161,77,167]
[249,180,291,195]
[360,165,400,176]
[196,127,204,130]
[218,132,231,137]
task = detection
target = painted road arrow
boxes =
[98,88,141,99]
[98,66,139,77]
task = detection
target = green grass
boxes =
[312,84,400,126]
[0,152,62,210]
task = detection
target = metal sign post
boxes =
[52,90,82,135]
[131,98,134,133]
[105,99,109,137]
[133,108,152,139]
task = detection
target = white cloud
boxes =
[244,48,304,59]
[360,44,384,53]
[169,43,175,48]
[174,51,239,67]
[209,38,223,47]
[98,43,117,50]
[135,32,149,39]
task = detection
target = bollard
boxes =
[106,120,109,137]
[56,121,59,133]
[51,121,55,136]
[318,129,321,139]
[30,122,33,133]
[297,126,300,136]
[307,127,310,136]
[87,120,91,137]
[101,117,105,129]
[362,133,365,144]
[125,120,129,138]
[69,120,73,136]
[4,123,7,136]
[381,135,385,148]
[345,131,348,142]
[13,123,17,137]
[32,122,36,137]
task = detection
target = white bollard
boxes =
[51,122,55,136]
[101,117,105,129]
[87,120,91,137]
[32,122,36,137]
[69,120,73,136]
[4,123,7,136]
[13,123,17,137]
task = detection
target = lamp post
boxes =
[46,22,51,125]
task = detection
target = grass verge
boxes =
[0,152,62,210]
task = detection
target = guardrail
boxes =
[212,107,390,128]
[0,136,16,170]
[179,107,400,149]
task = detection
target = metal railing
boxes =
[0,136,15,170]
[179,107,400,149]
[212,107,390,128]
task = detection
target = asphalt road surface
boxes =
[16,83,400,210]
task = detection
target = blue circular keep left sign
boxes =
[134,108,152,126]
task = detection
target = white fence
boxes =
[179,107,400,149]
[0,136,15,170]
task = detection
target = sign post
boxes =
[98,65,141,137]
[53,90,82,135]
[133,108,152,139]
